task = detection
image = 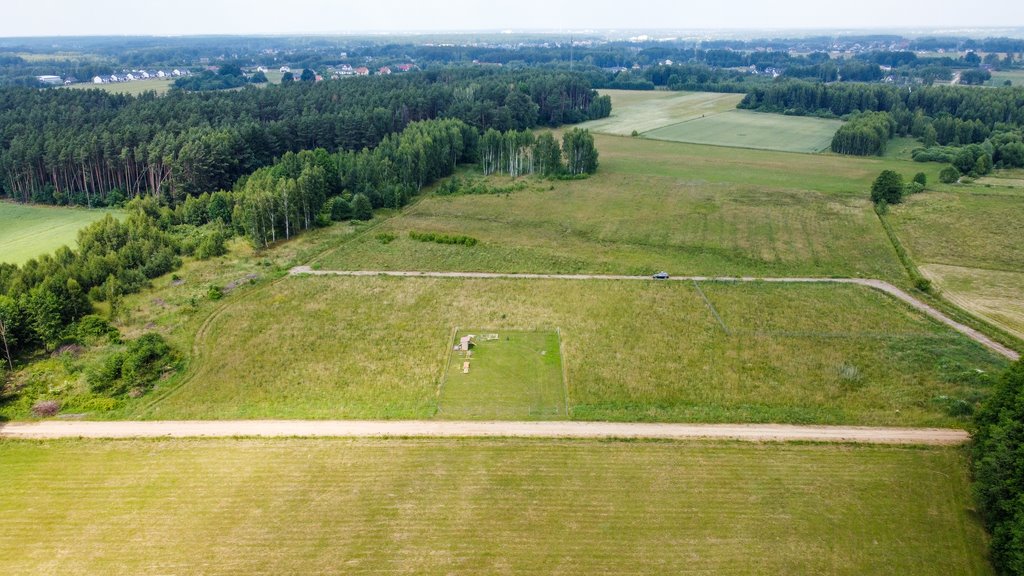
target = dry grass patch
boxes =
[921,264,1024,340]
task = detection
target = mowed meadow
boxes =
[319,134,945,284]
[889,184,1024,340]
[0,438,992,576]
[138,276,1005,425]
[0,202,121,264]
[578,89,843,153]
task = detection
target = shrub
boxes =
[352,194,373,221]
[913,277,932,293]
[913,172,927,186]
[870,170,905,204]
[376,232,397,244]
[408,231,478,246]
[939,165,961,184]
[31,399,60,418]
[207,285,223,301]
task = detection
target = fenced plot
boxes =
[438,329,566,420]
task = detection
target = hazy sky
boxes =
[4,0,1023,36]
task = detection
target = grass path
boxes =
[290,267,1020,361]
[0,420,970,444]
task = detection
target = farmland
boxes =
[136,275,1005,426]
[888,187,1024,339]
[318,134,941,283]
[0,438,992,575]
[577,90,843,153]
[643,109,844,153]
[0,201,121,264]
[577,89,744,135]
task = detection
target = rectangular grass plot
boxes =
[439,330,566,420]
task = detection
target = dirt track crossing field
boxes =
[290,267,1020,361]
[0,420,970,445]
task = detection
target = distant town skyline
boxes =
[3,0,1024,38]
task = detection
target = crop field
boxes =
[576,89,842,153]
[577,89,744,135]
[0,202,120,264]
[438,330,565,420]
[988,69,1024,86]
[889,188,1024,336]
[643,109,844,153]
[318,135,941,283]
[136,276,1005,425]
[66,78,174,95]
[0,438,990,575]
[920,264,1024,340]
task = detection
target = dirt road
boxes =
[290,267,1020,361]
[0,420,970,445]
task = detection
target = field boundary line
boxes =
[692,280,730,335]
[557,327,570,417]
[434,325,459,416]
[0,420,971,445]
[288,268,1019,361]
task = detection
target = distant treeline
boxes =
[0,68,610,206]
[741,81,1024,164]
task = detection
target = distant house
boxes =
[457,335,475,352]
[256,66,267,73]
[378,66,392,75]
[36,75,63,85]
[109,75,119,83]
[156,70,166,78]
[355,67,369,76]
[93,76,104,84]
[125,73,136,81]
[280,66,291,73]
[396,63,414,72]
[140,71,150,79]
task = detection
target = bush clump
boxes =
[408,231,478,246]
[86,333,176,397]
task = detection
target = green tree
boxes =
[973,361,1024,575]
[870,170,905,204]
[562,128,599,175]
[940,165,961,183]
[300,69,316,82]
[351,193,373,220]
[913,172,927,186]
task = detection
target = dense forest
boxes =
[0,68,610,206]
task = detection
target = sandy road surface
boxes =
[0,420,970,445]
[290,267,1019,361]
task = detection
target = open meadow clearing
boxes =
[919,264,1024,340]
[317,134,945,283]
[577,89,744,135]
[0,438,991,575]
[135,275,1006,425]
[0,202,120,264]
[643,109,844,153]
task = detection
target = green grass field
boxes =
[577,90,843,153]
[66,78,174,95]
[0,201,121,264]
[317,134,940,283]
[578,89,745,136]
[643,109,844,153]
[439,330,565,420]
[988,69,1024,86]
[134,276,1004,425]
[0,438,992,575]
[888,186,1024,342]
